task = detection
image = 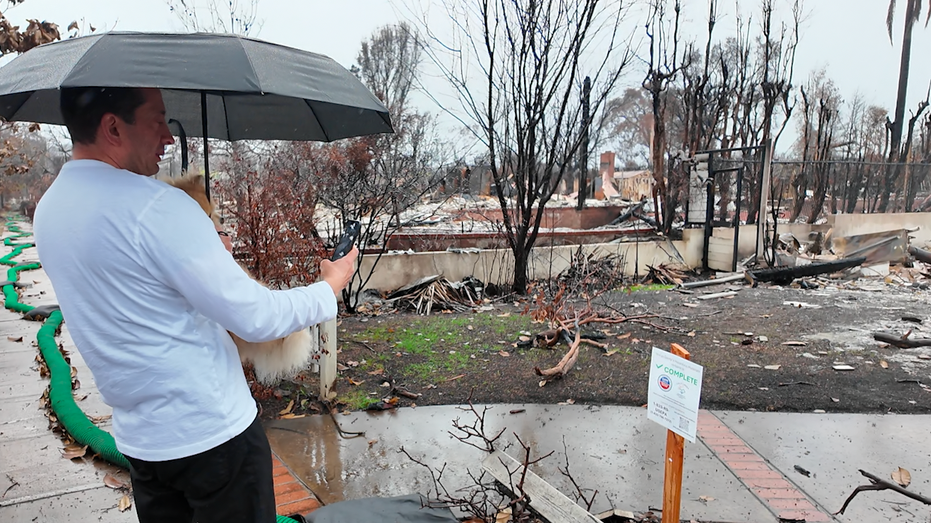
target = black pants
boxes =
[126,415,275,523]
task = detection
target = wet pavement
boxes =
[3,220,931,523]
[267,406,931,522]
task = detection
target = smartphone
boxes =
[330,220,361,261]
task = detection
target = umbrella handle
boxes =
[168,119,188,174]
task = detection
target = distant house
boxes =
[599,151,652,201]
[616,170,653,201]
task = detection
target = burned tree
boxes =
[421,0,632,293]
[879,0,931,212]
[314,23,451,311]
[643,0,687,235]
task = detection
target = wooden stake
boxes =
[662,343,690,523]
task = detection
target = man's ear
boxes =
[97,113,123,147]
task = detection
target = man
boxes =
[33,87,357,523]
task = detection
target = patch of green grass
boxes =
[337,389,378,410]
[404,362,437,381]
[626,284,675,293]
[354,314,537,380]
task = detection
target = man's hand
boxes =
[320,247,358,295]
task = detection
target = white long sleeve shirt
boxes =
[34,159,337,461]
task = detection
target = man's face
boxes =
[118,89,175,176]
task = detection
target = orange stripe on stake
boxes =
[662,343,689,523]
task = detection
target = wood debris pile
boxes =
[387,275,485,315]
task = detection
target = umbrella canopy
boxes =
[0,31,393,141]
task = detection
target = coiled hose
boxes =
[2,219,297,523]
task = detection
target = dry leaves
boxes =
[348,378,365,386]
[7,336,22,342]
[279,400,294,416]
[118,494,132,512]
[892,467,911,488]
[103,474,128,489]
[60,444,87,460]
[279,413,306,420]
[880,360,889,369]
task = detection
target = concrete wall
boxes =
[359,239,688,292]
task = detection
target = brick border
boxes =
[273,452,322,518]
[697,411,832,522]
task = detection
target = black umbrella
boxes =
[0,32,393,197]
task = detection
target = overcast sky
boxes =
[6,0,931,153]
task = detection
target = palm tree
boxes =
[879,0,930,211]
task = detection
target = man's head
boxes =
[61,87,175,176]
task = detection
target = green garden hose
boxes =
[2,219,300,522]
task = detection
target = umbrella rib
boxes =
[221,94,231,141]
[302,99,332,142]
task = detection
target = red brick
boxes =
[734,469,783,479]
[766,498,817,511]
[273,465,290,477]
[713,445,755,454]
[743,478,793,489]
[274,481,308,496]
[272,455,284,467]
[722,456,766,468]
[274,473,298,487]
[754,488,805,499]
[701,437,745,446]
[277,498,322,516]
[778,509,831,522]
[275,489,313,505]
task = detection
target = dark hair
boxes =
[60,87,147,145]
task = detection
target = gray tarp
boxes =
[304,494,458,523]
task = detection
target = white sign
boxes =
[648,347,704,442]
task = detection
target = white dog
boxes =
[160,174,320,385]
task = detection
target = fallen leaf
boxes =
[682,303,699,308]
[833,364,856,371]
[346,360,360,367]
[7,336,22,342]
[380,381,391,387]
[617,333,631,340]
[118,494,132,512]
[60,444,87,460]
[687,331,696,337]
[496,312,510,318]
[539,380,547,388]
[604,349,619,356]
[103,474,127,489]
[279,400,294,415]
[892,467,912,488]
[498,350,510,357]
[764,365,781,370]
[831,398,840,403]
[495,507,512,523]
[782,341,807,347]
[518,335,532,342]
[367,368,385,375]
[444,374,465,382]
[918,354,931,360]
[880,360,889,369]
[348,378,365,386]
[558,399,575,405]
[279,413,306,419]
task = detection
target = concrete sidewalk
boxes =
[2,221,930,523]
[266,405,931,523]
